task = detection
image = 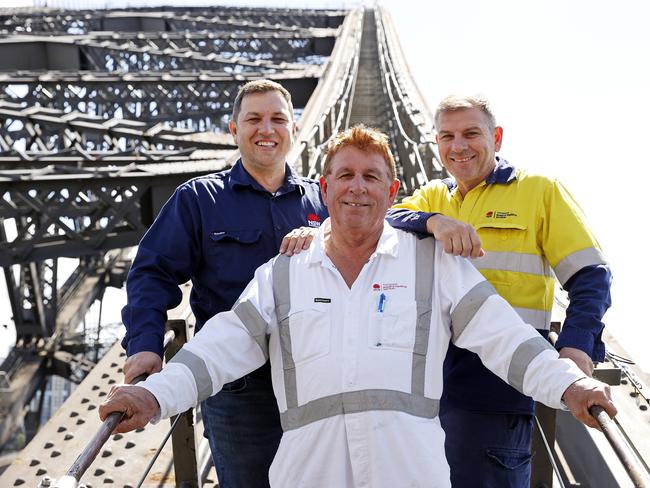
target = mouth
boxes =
[255,141,277,147]
[343,202,370,207]
[451,155,474,163]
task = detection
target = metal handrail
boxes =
[49,329,176,488]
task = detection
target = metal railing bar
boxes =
[57,329,177,485]
[589,405,650,488]
[135,413,183,488]
[533,414,567,488]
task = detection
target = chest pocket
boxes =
[368,300,417,352]
[286,304,331,366]
[473,222,529,287]
[207,229,262,252]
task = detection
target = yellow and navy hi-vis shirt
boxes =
[386,158,611,414]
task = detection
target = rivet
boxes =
[114,458,125,467]
[125,441,135,449]
[40,476,51,487]
[44,441,54,449]
[29,459,39,466]
[101,449,112,458]
[50,450,61,457]
[64,433,74,440]
[93,468,105,476]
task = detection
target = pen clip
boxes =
[377,293,386,313]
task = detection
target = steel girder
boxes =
[0,7,346,34]
[0,70,320,136]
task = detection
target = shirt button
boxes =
[275,225,281,230]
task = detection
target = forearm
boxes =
[556,264,612,362]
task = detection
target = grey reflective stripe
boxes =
[554,247,607,285]
[472,251,551,277]
[272,254,298,409]
[169,348,214,402]
[280,389,440,431]
[450,280,498,342]
[507,336,555,392]
[513,307,552,331]
[232,299,270,360]
[412,237,434,396]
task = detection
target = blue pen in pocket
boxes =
[377,293,386,313]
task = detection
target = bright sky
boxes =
[1,0,648,371]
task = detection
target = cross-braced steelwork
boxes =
[0,6,449,486]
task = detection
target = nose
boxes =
[450,136,468,152]
[348,174,367,193]
[259,117,274,134]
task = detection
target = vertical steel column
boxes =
[531,403,557,488]
[164,319,201,488]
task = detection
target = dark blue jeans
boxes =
[201,363,282,488]
[440,408,533,488]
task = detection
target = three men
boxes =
[120,80,328,487]
[387,94,612,486]
[102,126,615,488]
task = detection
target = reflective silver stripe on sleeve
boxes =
[280,389,440,431]
[507,336,555,392]
[272,254,298,409]
[513,307,552,331]
[553,247,607,285]
[232,299,270,360]
[169,348,214,402]
[412,237,434,396]
[472,251,552,277]
[450,280,498,342]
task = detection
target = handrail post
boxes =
[165,319,201,488]
[531,403,557,488]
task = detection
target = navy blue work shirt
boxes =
[121,160,328,358]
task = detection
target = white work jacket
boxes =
[141,220,584,487]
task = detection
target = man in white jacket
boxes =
[100,126,616,487]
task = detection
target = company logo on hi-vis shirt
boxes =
[372,282,407,291]
[307,213,321,228]
[486,210,518,219]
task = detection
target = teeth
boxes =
[346,203,365,207]
[256,141,275,147]
[455,156,472,162]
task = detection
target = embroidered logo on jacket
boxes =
[307,213,321,228]
[372,283,407,291]
[485,211,518,219]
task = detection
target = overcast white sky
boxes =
[1,0,648,372]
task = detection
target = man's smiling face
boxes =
[436,107,503,195]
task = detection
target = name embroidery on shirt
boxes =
[314,297,331,303]
[485,210,518,219]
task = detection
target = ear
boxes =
[291,120,297,137]
[229,120,238,141]
[319,176,329,205]
[388,179,400,203]
[493,126,503,152]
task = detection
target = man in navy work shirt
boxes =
[120,79,328,488]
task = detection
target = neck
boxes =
[324,220,383,288]
[242,160,286,193]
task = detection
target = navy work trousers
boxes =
[440,407,533,488]
[201,364,282,488]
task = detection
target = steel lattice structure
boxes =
[0,7,446,477]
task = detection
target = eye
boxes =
[247,117,261,123]
[439,134,453,141]
[273,117,288,123]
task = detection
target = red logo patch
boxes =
[486,211,494,218]
[307,213,321,228]
[372,283,381,291]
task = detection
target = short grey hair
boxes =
[434,94,497,131]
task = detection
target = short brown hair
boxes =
[322,125,396,180]
[434,94,497,131]
[232,79,294,121]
